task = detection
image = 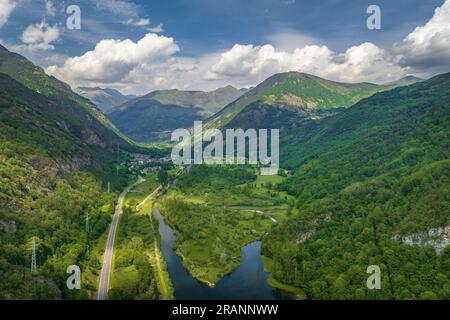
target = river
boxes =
[153,208,292,300]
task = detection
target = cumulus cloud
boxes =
[393,0,450,74]
[149,23,164,33]
[46,33,179,85]
[44,0,450,94]
[206,42,405,85]
[205,0,450,86]
[266,31,318,51]
[0,0,16,29]
[20,22,60,50]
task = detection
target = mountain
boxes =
[263,73,450,299]
[386,75,424,87]
[109,100,203,142]
[0,45,132,148]
[113,85,243,117]
[206,72,389,130]
[109,86,244,142]
[0,46,142,299]
[75,87,137,114]
[0,73,129,299]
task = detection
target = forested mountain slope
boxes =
[109,86,243,142]
[0,45,131,147]
[0,73,125,299]
[263,73,450,299]
[0,46,141,299]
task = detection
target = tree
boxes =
[158,169,169,186]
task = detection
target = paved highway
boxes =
[97,177,144,300]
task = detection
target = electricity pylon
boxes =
[30,238,38,273]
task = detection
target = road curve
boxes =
[97,177,144,300]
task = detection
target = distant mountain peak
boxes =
[75,86,136,114]
[205,71,387,130]
[403,75,423,80]
[386,75,424,87]
[108,85,245,141]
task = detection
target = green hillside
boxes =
[109,100,203,142]
[263,73,450,299]
[0,74,128,299]
[142,86,243,117]
[109,86,243,142]
[0,47,146,299]
[206,72,389,129]
[76,87,136,114]
[0,45,132,147]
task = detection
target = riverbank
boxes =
[159,191,273,287]
[261,255,307,299]
[154,208,280,299]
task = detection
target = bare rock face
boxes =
[82,129,106,148]
[56,156,94,177]
[396,226,450,255]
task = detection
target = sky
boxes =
[0,0,449,95]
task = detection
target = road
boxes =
[97,177,144,300]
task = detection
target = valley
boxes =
[0,44,448,301]
[106,86,245,142]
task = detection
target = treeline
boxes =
[177,164,257,190]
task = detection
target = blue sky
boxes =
[1,0,449,94]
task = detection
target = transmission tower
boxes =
[30,238,37,273]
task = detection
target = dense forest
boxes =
[263,73,450,299]
[0,50,130,299]
[0,45,173,299]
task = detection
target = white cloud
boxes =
[149,23,164,33]
[94,0,152,29]
[46,33,179,85]
[45,0,56,16]
[44,0,450,94]
[266,31,318,51]
[206,42,406,86]
[0,0,16,29]
[20,22,60,50]
[94,0,140,17]
[205,0,450,86]
[123,18,150,27]
[393,0,450,74]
